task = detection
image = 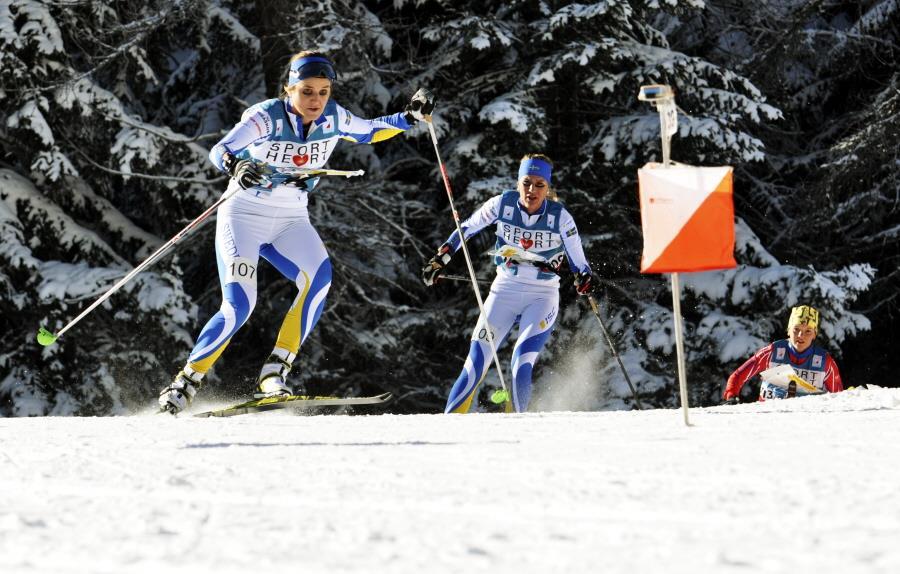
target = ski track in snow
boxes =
[1,387,899,574]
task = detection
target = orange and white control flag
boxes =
[638,164,737,273]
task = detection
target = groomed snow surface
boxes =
[2,386,900,574]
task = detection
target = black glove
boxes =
[573,271,597,296]
[422,244,452,286]
[404,88,435,123]
[222,152,264,190]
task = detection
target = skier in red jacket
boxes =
[723,305,843,403]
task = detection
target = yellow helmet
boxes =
[788,305,819,331]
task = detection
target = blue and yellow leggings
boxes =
[185,196,331,377]
[445,284,558,413]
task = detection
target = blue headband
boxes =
[288,56,337,86]
[518,158,552,185]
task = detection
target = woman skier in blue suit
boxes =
[422,154,596,413]
[159,51,433,414]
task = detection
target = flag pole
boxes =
[639,85,691,426]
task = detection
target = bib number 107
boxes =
[226,257,257,285]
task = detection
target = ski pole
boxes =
[36,167,366,346]
[271,167,365,178]
[425,117,512,408]
[586,294,643,409]
[440,274,491,286]
[258,166,366,188]
[36,186,241,346]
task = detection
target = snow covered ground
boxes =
[2,386,900,574]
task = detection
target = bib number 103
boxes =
[471,317,498,344]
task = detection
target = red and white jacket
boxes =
[724,339,842,401]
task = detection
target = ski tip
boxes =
[36,327,58,347]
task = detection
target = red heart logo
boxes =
[520,238,534,250]
[292,154,309,166]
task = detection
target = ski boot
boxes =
[158,369,203,415]
[254,350,304,398]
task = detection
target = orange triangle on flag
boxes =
[639,166,737,273]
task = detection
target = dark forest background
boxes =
[0,0,897,415]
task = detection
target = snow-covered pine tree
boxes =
[690,0,895,392]
[756,0,899,387]
[0,1,256,414]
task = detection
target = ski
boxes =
[193,392,393,418]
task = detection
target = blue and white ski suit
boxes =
[185,98,410,377]
[443,191,592,413]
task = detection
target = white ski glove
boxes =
[422,244,452,286]
[405,88,436,123]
